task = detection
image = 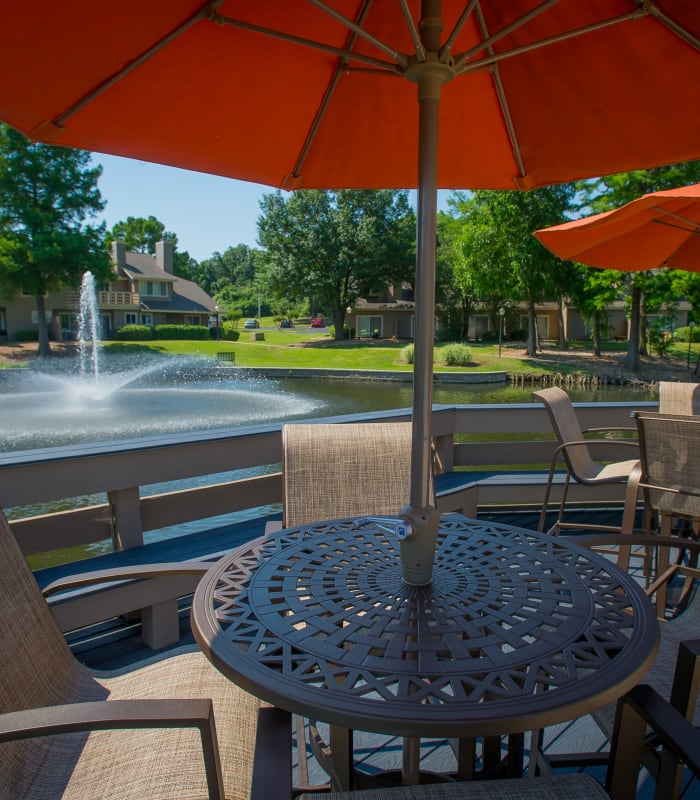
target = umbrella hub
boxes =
[405,53,456,99]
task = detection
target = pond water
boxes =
[0,354,657,453]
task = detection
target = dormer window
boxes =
[139,280,168,297]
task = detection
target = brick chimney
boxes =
[155,240,174,274]
[111,241,127,270]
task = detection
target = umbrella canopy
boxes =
[534,182,700,271]
[2,1,700,583]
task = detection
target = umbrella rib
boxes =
[398,0,426,62]
[288,0,379,184]
[647,4,700,51]
[45,1,220,130]
[470,3,528,182]
[454,9,646,75]
[307,0,409,69]
[454,0,561,70]
[652,214,700,234]
[440,0,478,61]
[215,13,401,74]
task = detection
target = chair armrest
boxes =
[608,684,700,798]
[42,561,212,597]
[670,639,700,720]
[0,698,224,800]
[252,707,293,800]
[558,438,639,452]
[583,426,637,435]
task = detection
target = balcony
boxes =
[63,289,140,308]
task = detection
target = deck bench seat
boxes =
[33,512,281,650]
[435,468,628,516]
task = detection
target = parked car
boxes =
[279,319,294,329]
[243,319,259,329]
[310,317,324,328]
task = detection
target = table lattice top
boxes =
[192,514,658,738]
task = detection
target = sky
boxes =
[93,154,274,262]
[93,153,455,264]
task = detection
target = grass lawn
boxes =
[101,330,620,377]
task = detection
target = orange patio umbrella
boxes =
[534,182,700,271]
[1,1,699,583]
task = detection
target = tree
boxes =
[576,161,700,370]
[258,190,415,339]
[567,266,622,356]
[448,186,575,356]
[0,125,110,356]
[106,215,177,255]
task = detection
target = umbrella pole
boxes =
[400,2,448,587]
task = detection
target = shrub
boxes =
[675,325,699,343]
[154,324,209,340]
[114,324,156,340]
[402,343,414,364]
[220,322,240,341]
[14,329,38,342]
[442,343,473,367]
[329,324,353,339]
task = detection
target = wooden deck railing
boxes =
[0,401,653,559]
[0,399,656,648]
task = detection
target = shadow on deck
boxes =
[61,505,700,799]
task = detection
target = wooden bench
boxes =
[216,351,236,363]
[34,512,281,650]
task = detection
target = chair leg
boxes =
[538,459,560,532]
[551,472,571,536]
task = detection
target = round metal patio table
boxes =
[192,513,658,787]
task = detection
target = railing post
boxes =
[109,487,144,549]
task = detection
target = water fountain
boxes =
[0,272,322,452]
[0,272,654,453]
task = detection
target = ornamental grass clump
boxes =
[402,343,414,364]
[443,343,473,367]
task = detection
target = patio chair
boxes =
[281,420,433,527]
[658,381,700,415]
[0,507,262,800]
[266,420,434,535]
[268,420,435,786]
[532,387,639,534]
[251,673,700,800]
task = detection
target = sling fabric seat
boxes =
[281,421,434,528]
[0,508,262,800]
[658,381,700,416]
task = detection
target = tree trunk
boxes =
[526,300,537,357]
[623,285,641,372]
[333,308,345,341]
[592,311,602,357]
[558,300,568,350]
[35,294,51,357]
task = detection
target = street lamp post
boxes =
[498,307,505,357]
[214,305,220,340]
[688,320,696,369]
[346,307,352,344]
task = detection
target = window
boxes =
[124,312,138,325]
[141,313,153,325]
[519,315,549,339]
[357,315,382,338]
[31,310,52,323]
[140,280,168,297]
[185,315,200,325]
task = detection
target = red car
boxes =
[310,317,324,328]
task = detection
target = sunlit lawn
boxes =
[100,328,638,376]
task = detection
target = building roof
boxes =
[140,276,217,314]
[119,252,176,281]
